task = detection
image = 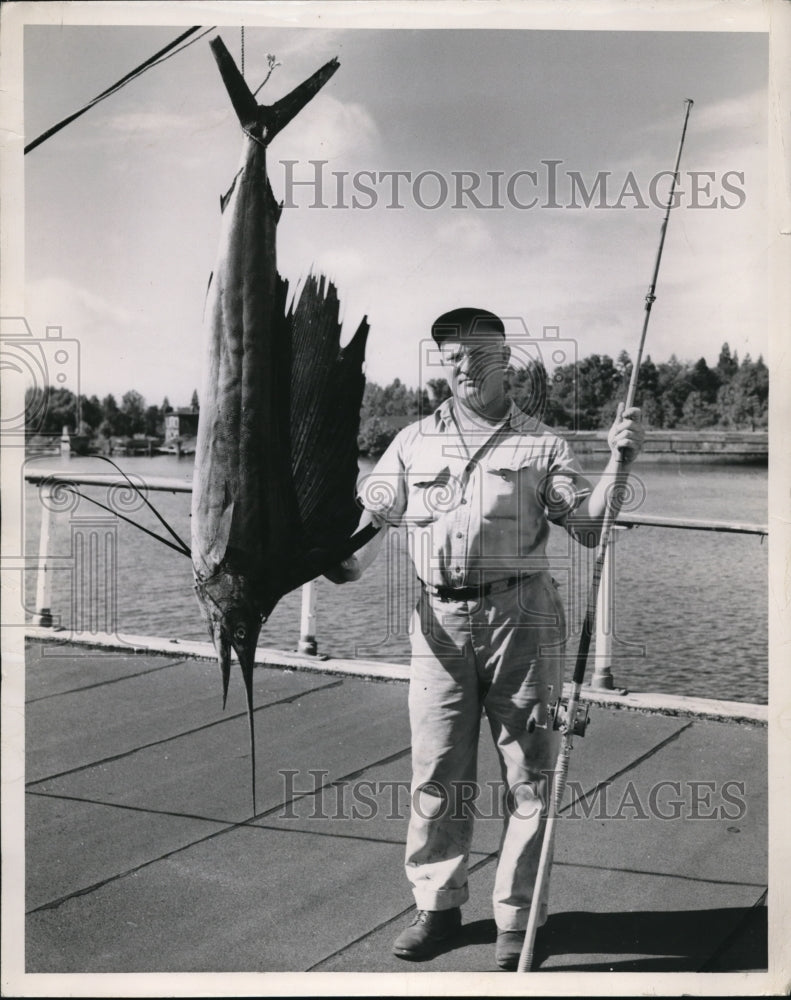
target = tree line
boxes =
[26,343,767,457]
[543,344,767,433]
[25,388,199,442]
[357,343,767,455]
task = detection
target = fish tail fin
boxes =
[210,37,259,131]
[210,34,338,143]
[266,58,339,141]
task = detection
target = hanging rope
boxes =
[241,26,245,79]
[253,54,282,97]
[25,26,216,154]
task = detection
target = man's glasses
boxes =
[437,340,506,364]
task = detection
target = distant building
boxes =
[164,408,199,444]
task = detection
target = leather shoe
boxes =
[393,907,462,960]
[496,905,548,970]
[495,929,525,970]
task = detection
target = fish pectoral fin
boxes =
[296,524,382,588]
[207,500,235,568]
[220,170,242,213]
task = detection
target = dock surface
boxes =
[21,638,767,981]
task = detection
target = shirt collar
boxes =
[433,397,537,433]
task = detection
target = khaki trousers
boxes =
[405,571,566,931]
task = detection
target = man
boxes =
[327,307,644,969]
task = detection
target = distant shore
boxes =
[24,428,769,465]
[565,429,768,464]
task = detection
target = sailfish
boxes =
[191,36,376,811]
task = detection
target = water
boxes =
[21,452,768,704]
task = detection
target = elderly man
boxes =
[327,307,644,969]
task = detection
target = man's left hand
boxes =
[323,554,362,584]
[608,402,645,465]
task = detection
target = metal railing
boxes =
[24,470,768,689]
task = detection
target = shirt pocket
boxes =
[405,467,462,524]
[480,459,550,523]
[479,460,524,520]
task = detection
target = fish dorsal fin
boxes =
[288,274,369,546]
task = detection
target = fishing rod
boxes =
[518,98,694,973]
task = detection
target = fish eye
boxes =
[234,623,247,642]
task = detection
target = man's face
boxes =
[439,335,510,414]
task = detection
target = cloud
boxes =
[304,247,375,287]
[104,108,228,139]
[27,276,135,333]
[434,215,494,254]
[683,89,766,139]
[237,27,348,70]
[631,88,766,157]
[23,276,202,403]
[21,26,771,402]
[271,94,380,168]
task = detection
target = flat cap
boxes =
[431,307,505,345]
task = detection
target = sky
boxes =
[20,15,770,409]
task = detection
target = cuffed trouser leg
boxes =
[482,574,566,931]
[404,593,481,911]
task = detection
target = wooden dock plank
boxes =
[26,794,229,912]
[552,718,767,886]
[25,825,406,973]
[316,861,766,973]
[260,708,687,858]
[25,660,343,785]
[21,645,769,979]
[26,643,190,702]
[30,678,412,823]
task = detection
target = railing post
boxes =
[298,580,318,655]
[591,525,625,690]
[33,483,54,627]
[71,517,118,637]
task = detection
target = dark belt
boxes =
[420,573,538,602]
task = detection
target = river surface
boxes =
[22,452,768,704]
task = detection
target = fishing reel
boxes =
[526,687,589,737]
[544,698,590,736]
[548,693,590,738]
